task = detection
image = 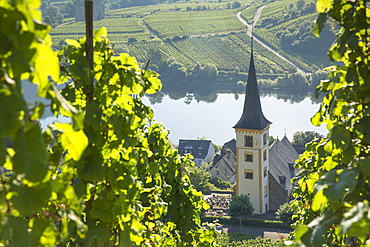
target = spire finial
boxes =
[284,128,287,137]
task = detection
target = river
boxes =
[142,92,327,146]
[34,78,327,146]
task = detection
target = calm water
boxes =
[143,93,327,146]
[39,87,327,146]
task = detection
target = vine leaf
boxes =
[53,122,88,161]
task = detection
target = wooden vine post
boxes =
[85,0,94,104]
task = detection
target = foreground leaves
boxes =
[291,0,370,246]
[0,0,215,245]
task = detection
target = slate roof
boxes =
[178,139,212,159]
[292,144,305,154]
[212,151,236,180]
[220,139,236,157]
[269,137,299,193]
[233,49,271,130]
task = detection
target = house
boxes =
[211,136,299,212]
[210,150,236,184]
[268,136,299,211]
[177,139,215,166]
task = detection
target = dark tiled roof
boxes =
[292,144,305,154]
[269,137,299,192]
[178,139,212,159]
[233,51,271,130]
[213,151,236,180]
[221,139,236,157]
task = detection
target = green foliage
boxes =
[0,0,85,245]
[0,0,217,245]
[291,131,324,146]
[228,194,254,219]
[275,202,294,228]
[210,177,231,189]
[202,216,286,229]
[216,233,278,247]
[269,136,276,145]
[291,0,370,245]
[189,164,217,195]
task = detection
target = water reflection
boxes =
[144,89,327,145]
[146,86,321,105]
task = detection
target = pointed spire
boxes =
[233,37,271,130]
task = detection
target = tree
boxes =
[210,177,230,189]
[188,164,217,195]
[231,1,241,9]
[43,5,64,26]
[0,0,216,245]
[228,194,254,232]
[127,37,137,44]
[110,2,120,9]
[291,131,324,146]
[291,0,370,245]
[64,0,76,17]
[269,136,276,145]
[296,0,305,9]
[276,202,294,228]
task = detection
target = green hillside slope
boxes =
[50,0,334,77]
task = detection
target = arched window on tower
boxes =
[245,152,253,162]
[245,136,253,147]
[244,169,254,179]
[263,133,267,145]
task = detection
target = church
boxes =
[210,41,299,214]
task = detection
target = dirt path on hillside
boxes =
[237,6,308,74]
[54,20,75,29]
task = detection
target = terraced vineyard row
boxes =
[144,9,246,38]
[127,33,295,74]
[51,16,152,45]
[50,0,329,75]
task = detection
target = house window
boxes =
[279,175,286,189]
[216,170,219,176]
[198,146,203,155]
[264,185,268,197]
[263,133,267,145]
[245,169,253,179]
[264,166,267,177]
[263,150,267,161]
[245,136,253,147]
[245,152,253,162]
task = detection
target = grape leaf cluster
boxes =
[0,0,216,245]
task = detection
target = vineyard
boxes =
[50,0,333,75]
[51,16,152,45]
[127,32,296,74]
[143,9,246,38]
[240,0,333,71]
[216,233,281,247]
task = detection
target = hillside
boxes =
[49,0,334,83]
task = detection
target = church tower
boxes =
[233,43,272,214]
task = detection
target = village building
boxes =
[177,139,215,166]
[268,136,299,210]
[210,151,236,184]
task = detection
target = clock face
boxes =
[254,139,260,145]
